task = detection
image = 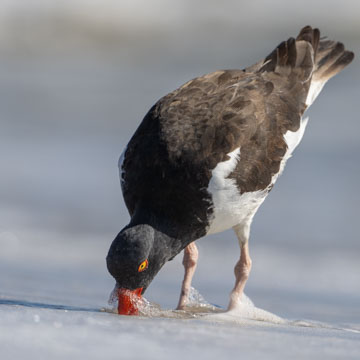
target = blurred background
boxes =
[0,0,359,325]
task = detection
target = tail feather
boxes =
[314,40,354,81]
[296,26,320,51]
[324,50,354,77]
[245,26,354,107]
[257,26,321,82]
[308,33,354,106]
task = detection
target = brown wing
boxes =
[157,70,277,170]
[156,29,316,193]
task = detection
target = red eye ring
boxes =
[138,259,148,272]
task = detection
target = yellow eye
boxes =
[138,259,148,272]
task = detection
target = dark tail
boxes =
[313,37,354,83]
[256,26,354,80]
[251,25,354,106]
[255,26,321,82]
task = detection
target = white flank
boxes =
[284,117,308,154]
[277,116,309,177]
[206,118,308,235]
[206,148,267,235]
[306,80,326,107]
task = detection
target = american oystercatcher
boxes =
[106,26,354,315]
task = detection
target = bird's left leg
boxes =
[176,242,199,310]
[228,223,252,311]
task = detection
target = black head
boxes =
[106,224,169,293]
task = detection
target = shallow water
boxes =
[101,286,360,335]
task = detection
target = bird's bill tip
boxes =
[117,287,143,315]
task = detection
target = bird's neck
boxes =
[129,208,198,257]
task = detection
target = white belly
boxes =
[206,147,268,235]
[206,117,309,235]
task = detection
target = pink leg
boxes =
[228,224,252,311]
[176,242,199,310]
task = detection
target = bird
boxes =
[106,26,354,315]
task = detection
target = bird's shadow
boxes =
[0,298,102,313]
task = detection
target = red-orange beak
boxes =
[117,287,143,315]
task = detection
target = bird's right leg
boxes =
[228,223,252,311]
[176,242,199,310]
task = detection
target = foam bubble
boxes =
[103,286,360,332]
[107,285,285,322]
[204,293,286,325]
